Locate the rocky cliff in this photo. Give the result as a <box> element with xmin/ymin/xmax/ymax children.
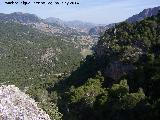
<box><xmin>0</xmin><ymin>85</ymin><xmax>51</xmax><ymax>120</ymax></box>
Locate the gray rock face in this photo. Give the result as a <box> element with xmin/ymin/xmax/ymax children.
<box><xmin>104</xmin><ymin>61</ymin><xmax>134</xmax><ymax>80</ymax></box>
<box><xmin>0</xmin><ymin>85</ymin><xmax>51</xmax><ymax>120</ymax></box>
<box><xmin>94</xmin><ymin>6</ymin><xmax>160</xmax><ymax>81</ymax></box>
<box><xmin>89</xmin><ymin>26</ymin><xmax>106</xmax><ymax>36</ymax></box>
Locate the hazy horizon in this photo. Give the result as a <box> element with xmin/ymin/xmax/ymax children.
<box><xmin>0</xmin><ymin>0</ymin><xmax>159</xmax><ymax>24</ymax></box>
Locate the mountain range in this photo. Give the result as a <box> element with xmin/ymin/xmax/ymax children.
<box><xmin>0</xmin><ymin>6</ymin><xmax>159</xmax><ymax>84</ymax></box>
<box><xmin>0</xmin><ymin>6</ymin><xmax>159</xmax><ymax>38</ymax></box>
<box><xmin>44</xmin><ymin>18</ymin><xmax>96</xmax><ymax>33</ymax></box>
<box><xmin>126</xmin><ymin>6</ymin><xmax>160</xmax><ymax>23</ymax></box>
<box><xmin>0</xmin><ymin>5</ymin><xmax>160</xmax><ymax>120</ymax></box>
<box><xmin>89</xmin><ymin>6</ymin><xmax>160</xmax><ymax>36</ymax></box>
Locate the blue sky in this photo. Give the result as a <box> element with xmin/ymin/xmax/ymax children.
<box><xmin>0</xmin><ymin>0</ymin><xmax>160</xmax><ymax>24</ymax></box>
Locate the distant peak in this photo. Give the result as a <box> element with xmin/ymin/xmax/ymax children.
<box><xmin>12</xmin><ymin>12</ymin><xmax>23</xmax><ymax>14</ymax></box>
<box><xmin>0</xmin><ymin>12</ymin><xmax>42</xmax><ymax>23</ymax></box>
<box><xmin>126</xmin><ymin>6</ymin><xmax>160</xmax><ymax>23</ymax></box>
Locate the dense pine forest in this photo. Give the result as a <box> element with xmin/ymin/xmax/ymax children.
<box><xmin>0</xmin><ymin>22</ymin><xmax>82</xmax><ymax>86</ymax></box>
<box><xmin>47</xmin><ymin>11</ymin><xmax>160</xmax><ymax>120</ymax></box>
<box><xmin>0</xmin><ymin>8</ymin><xmax>160</xmax><ymax>120</ymax></box>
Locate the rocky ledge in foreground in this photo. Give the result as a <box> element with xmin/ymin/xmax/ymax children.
<box><xmin>0</xmin><ymin>85</ymin><xmax>51</xmax><ymax>120</ymax></box>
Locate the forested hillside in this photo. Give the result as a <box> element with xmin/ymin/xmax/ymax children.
<box><xmin>50</xmin><ymin>11</ymin><xmax>160</xmax><ymax>120</ymax></box>
<box><xmin>0</xmin><ymin>7</ymin><xmax>160</xmax><ymax>120</ymax></box>
<box><xmin>0</xmin><ymin>21</ymin><xmax>82</xmax><ymax>87</ymax></box>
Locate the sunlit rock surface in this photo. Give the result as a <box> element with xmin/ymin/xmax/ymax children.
<box><xmin>0</xmin><ymin>85</ymin><xmax>51</xmax><ymax>120</ymax></box>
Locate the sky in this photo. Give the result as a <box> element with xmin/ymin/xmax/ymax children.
<box><xmin>0</xmin><ymin>0</ymin><xmax>160</xmax><ymax>24</ymax></box>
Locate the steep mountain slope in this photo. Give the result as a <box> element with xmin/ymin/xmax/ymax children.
<box><xmin>88</xmin><ymin>23</ymin><xmax>115</xmax><ymax>36</ymax></box>
<box><xmin>0</xmin><ymin>21</ymin><xmax>82</xmax><ymax>88</ymax></box>
<box><xmin>88</xmin><ymin>26</ymin><xmax>106</xmax><ymax>36</ymax></box>
<box><xmin>0</xmin><ymin>12</ymin><xmax>96</xmax><ymax>50</ymax></box>
<box><xmin>93</xmin><ymin>10</ymin><xmax>160</xmax><ymax>81</ymax></box>
<box><xmin>0</xmin><ymin>12</ymin><xmax>42</xmax><ymax>23</ymax></box>
<box><xmin>126</xmin><ymin>6</ymin><xmax>160</xmax><ymax>23</ymax></box>
<box><xmin>89</xmin><ymin>6</ymin><xmax>160</xmax><ymax>37</ymax></box>
<box><xmin>0</xmin><ymin>85</ymin><xmax>58</xmax><ymax>120</ymax></box>
<box><xmin>53</xmin><ymin>11</ymin><xmax>160</xmax><ymax>120</ymax></box>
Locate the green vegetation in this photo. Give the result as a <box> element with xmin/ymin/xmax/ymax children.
<box><xmin>0</xmin><ymin>22</ymin><xmax>82</xmax><ymax>87</ymax></box>
<box><xmin>0</xmin><ymin>11</ymin><xmax>160</xmax><ymax>120</ymax></box>
<box><xmin>0</xmin><ymin>21</ymin><xmax>82</xmax><ymax>119</ymax></box>
<box><xmin>48</xmin><ymin>12</ymin><xmax>160</xmax><ymax>120</ymax></box>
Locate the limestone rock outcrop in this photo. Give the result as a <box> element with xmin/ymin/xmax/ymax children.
<box><xmin>0</xmin><ymin>85</ymin><xmax>51</xmax><ymax>120</ymax></box>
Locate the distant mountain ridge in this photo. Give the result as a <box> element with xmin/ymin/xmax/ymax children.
<box><xmin>89</xmin><ymin>6</ymin><xmax>160</xmax><ymax>36</ymax></box>
<box><xmin>0</xmin><ymin>12</ymin><xmax>97</xmax><ymax>50</ymax></box>
<box><xmin>44</xmin><ymin>17</ymin><xmax>65</xmax><ymax>27</ymax></box>
<box><xmin>1</xmin><ymin>6</ymin><xmax>160</xmax><ymax>36</ymax></box>
<box><xmin>0</xmin><ymin>12</ymin><xmax>88</xmax><ymax>35</ymax></box>
<box><xmin>0</xmin><ymin>12</ymin><xmax>97</xmax><ymax>36</ymax></box>
<box><xmin>0</xmin><ymin>6</ymin><xmax>159</xmax><ymax>48</ymax></box>
<box><xmin>126</xmin><ymin>6</ymin><xmax>160</xmax><ymax>23</ymax></box>
<box><xmin>44</xmin><ymin>17</ymin><xmax>96</xmax><ymax>33</ymax></box>
<box><xmin>0</xmin><ymin>6</ymin><xmax>160</xmax><ymax>120</ymax></box>
<box><xmin>65</xmin><ymin>20</ymin><xmax>96</xmax><ymax>33</ymax></box>
<box><xmin>0</xmin><ymin>12</ymin><xmax>42</xmax><ymax>23</ymax></box>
